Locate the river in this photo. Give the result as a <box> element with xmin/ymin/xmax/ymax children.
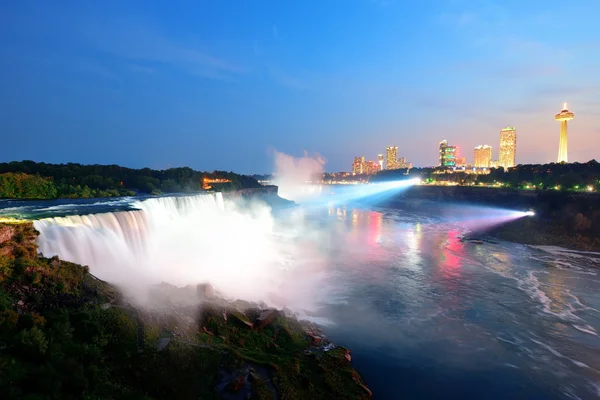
<box><xmin>2</xmin><ymin>193</ymin><xmax>599</xmax><ymax>399</ymax></box>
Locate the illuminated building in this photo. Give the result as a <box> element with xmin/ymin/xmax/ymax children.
<box><xmin>439</xmin><ymin>140</ymin><xmax>457</xmax><ymax>168</ymax></box>
<box><xmin>455</xmin><ymin>157</ymin><xmax>467</xmax><ymax>167</ymax></box>
<box><xmin>385</xmin><ymin>146</ymin><xmax>397</xmax><ymax>170</ymax></box>
<box><xmin>202</xmin><ymin>177</ymin><xmax>231</xmax><ymax>190</ymax></box>
<box><xmin>499</xmin><ymin>127</ymin><xmax>517</xmax><ymax>168</ymax></box>
<box><xmin>490</xmin><ymin>160</ymin><xmax>499</xmax><ymax>169</ymax></box>
<box><xmin>362</xmin><ymin>160</ymin><xmax>381</xmax><ymax>175</ymax></box>
<box><xmin>378</xmin><ymin>154</ymin><xmax>384</xmax><ymax>170</ymax></box>
<box><xmin>352</xmin><ymin>156</ymin><xmax>365</xmax><ymax>175</ymax></box>
<box><xmin>474</xmin><ymin>145</ymin><xmax>492</xmax><ymax>168</ymax></box>
<box><xmin>555</xmin><ymin>102</ymin><xmax>574</xmax><ymax>163</ymax></box>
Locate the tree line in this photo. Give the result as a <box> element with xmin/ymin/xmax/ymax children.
<box><xmin>0</xmin><ymin>161</ymin><xmax>261</xmax><ymax>199</ymax></box>
<box><xmin>371</xmin><ymin>160</ymin><xmax>600</xmax><ymax>191</ymax></box>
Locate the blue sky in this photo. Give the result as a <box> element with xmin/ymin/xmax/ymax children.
<box><xmin>1</xmin><ymin>0</ymin><xmax>599</xmax><ymax>173</ymax></box>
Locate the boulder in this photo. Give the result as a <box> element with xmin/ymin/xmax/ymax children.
<box><xmin>232</xmin><ymin>299</ymin><xmax>252</xmax><ymax>312</ymax></box>
<box><xmin>157</xmin><ymin>337</ymin><xmax>171</xmax><ymax>351</ymax></box>
<box><xmin>197</xmin><ymin>283</ymin><xmax>215</xmax><ymax>299</ymax></box>
<box><xmin>230</xmin><ymin>311</ymin><xmax>254</xmax><ymax>329</ymax></box>
<box><xmin>256</xmin><ymin>309</ymin><xmax>279</xmax><ymax>329</ymax></box>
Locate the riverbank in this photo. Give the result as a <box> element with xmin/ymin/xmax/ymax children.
<box><xmin>0</xmin><ymin>221</ymin><xmax>370</xmax><ymax>399</ymax></box>
<box><xmin>386</xmin><ymin>185</ymin><xmax>600</xmax><ymax>252</ymax></box>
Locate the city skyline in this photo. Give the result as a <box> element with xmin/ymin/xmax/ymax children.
<box><xmin>1</xmin><ymin>1</ymin><xmax>599</xmax><ymax>173</ymax></box>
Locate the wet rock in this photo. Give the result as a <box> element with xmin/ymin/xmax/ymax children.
<box><xmin>227</xmin><ymin>375</ymin><xmax>245</xmax><ymax>392</ymax></box>
<box><xmin>256</xmin><ymin>309</ymin><xmax>279</xmax><ymax>329</ymax></box>
<box><xmin>345</xmin><ymin>353</ymin><xmax>352</xmax><ymax>362</ymax></box>
<box><xmin>306</xmin><ymin>332</ymin><xmax>322</xmax><ymax>345</ymax></box>
<box><xmin>197</xmin><ymin>283</ymin><xmax>215</xmax><ymax>299</ymax></box>
<box><xmin>232</xmin><ymin>299</ymin><xmax>251</xmax><ymax>312</ymax></box>
<box><xmin>157</xmin><ymin>337</ymin><xmax>171</xmax><ymax>351</ymax></box>
<box><xmin>17</xmin><ymin>300</ymin><xmax>24</xmax><ymax>306</ymax></box>
<box><xmin>230</xmin><ymin>311</ymin><xmax>254</xmax><ymax>329</ymax></box>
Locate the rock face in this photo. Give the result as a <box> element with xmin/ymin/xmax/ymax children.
<box><xmin>256</xmin><ymin>309</ymin><xmax>279</xmax><ymax>329</ymax></box>
<box><xmin>0</xmin><ymin>224</ymin><xmax>16</xmax><ymax>244</ymax></box>
<box><xmin>197</xmin><ymin>283</ymin><xmax>215</xmax><ymax>299</ymax></box>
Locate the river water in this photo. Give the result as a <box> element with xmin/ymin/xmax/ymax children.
<box><xmin>2</xmin><ymin>194</ymin><xmax>599</xmax><ymax>399</ymax></box>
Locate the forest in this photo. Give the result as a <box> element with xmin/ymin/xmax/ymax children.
<box><xmin>0</xmin><ymin>161</ymin><xmax>261</xmax><ymax>199</ymax></box>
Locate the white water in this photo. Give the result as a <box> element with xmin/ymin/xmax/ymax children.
<box><xmin>34</xmin><ymin>193</ymin><xmax>329</xmax><ymax>309</ymax></box>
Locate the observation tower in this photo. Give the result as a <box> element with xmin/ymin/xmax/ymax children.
<box><xmin>555</xmin><ymin>102</ymin><xmax>574</xmax><ymax>163</ymax></box>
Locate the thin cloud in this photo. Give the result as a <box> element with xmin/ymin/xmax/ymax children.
<box><xmin>268</xmin><ymin>66</ymin><xmax>310</xmax><ymax>90</ymax></box>
<box><xmin>83</xmin><ymin>19</ymin><xmax>243</xmax><ymax>79</ymax></box>
<box><xmin>370</xmin><ymin>0</ymin><xmax>395</xmax><ymax>7</ymax></box>
<box><xmin>126</xmin><ymin>64</ymin><xmax>156</xmax><ymax>74</ymax></box>
<box><xmin>74</xmin><ymin>60</ymin><xmax>118</xmax><ymax>80</ymax></box>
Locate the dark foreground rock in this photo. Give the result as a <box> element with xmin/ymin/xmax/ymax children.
<box><xmin>0</xmin><ymin>222</ymin><xmax>371</xmax><ymax>400</ymax></box>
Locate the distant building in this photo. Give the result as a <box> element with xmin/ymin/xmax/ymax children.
<box><xmin>396</xmin><ymin>156</ymin><xmax>412</xmax><ymax>169</ymax></box>
<box><xmin>385</xmin><ymin>146</ymin><xmax>398</xmax><ymax>170</ymax></box>
<box><xmin>363</xmin><ymin>161</ymin><xmax>381</xmax><ymax>175</ymax></box>
<box><xmin>455</xmin><ymin>157</ymin><xmax>467</xmax><ymax>167</ymax></box>
<box><xmin>499</xmin><ymin>127</ymin><xmax>517</xmax><ymax>168</ymax></box>
<box><xmin>474</xmin><ymin>145</ymin><xmax>492</xmax><ymax>168</ymax></box>
<box><xmin>352</xmin><ymin>156</ymin><xmax>365</xmax><ymax>175</ymax></box>
<box><xmin>439</xmin><ymin>140</ymin><xmax>457</xmax><ymax>168</ymax></box>
<box><xmin>555</xmin><ymin>102</ymin><xmax>574</xmax><ymax>163</ymax></box>
<box><xmin>378</xmin><ymin>154</ymin><xmax>384</xmax><ymax>170</ymax></box>
<box><xmin>489</xmin><ymin>159</ymin><xmax>500</xmax><ymax>169</ymax></box>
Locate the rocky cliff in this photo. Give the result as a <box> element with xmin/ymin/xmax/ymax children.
<box><xmin>0</xmin><ymin>221</ymin><xmax>369</xmax><ymax>399</ymax></box>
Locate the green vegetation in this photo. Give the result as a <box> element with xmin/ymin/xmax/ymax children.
<box><xmin>0</xmin><ymin>161</ymin><xmax>262</xmax><ymax>199</ymax></box>
<box><xmin>0</xmin><ymin>222</ymin><xmax>370</xmax><ymax>399</ymax></box>
<box><xmin>372</xmin><ymin>160</ymin><xmax>600</xmax><ymax>192</ymax></box>
<box><xmin>0</xmin><ymin>173</ymin><xmax>58</xmax><ymax>199</ymax></box>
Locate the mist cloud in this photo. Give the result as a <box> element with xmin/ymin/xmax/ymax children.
<box><xmin>272</xmin><ymin>150</ymin><xmax>326</xmax><ymax>202</ymax></box>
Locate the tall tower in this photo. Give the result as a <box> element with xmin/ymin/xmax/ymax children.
<box><xmin>385</xmin><ymin>146</ymin><xmax>397</xmax><ymax>170</ymax></box>
<box><xmin>499</xmin><ymin>127</ymin><xmax>517</xmax><ymax>169</ymax></box>
<box><xmin>555</xmin><ymin>102</ymin><xmax>574</xmax><ymax>163</ymax></box>
<box><xmin>377</xmin><ymin>154</ymin><xmax>384</xmax><ymax>170</ymax></box>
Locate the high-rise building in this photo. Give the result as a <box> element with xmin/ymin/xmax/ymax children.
<box><xmin>439</xmin><ymin>140</ymin><xmax>457</xmax><ymax>168</ymax></box>
<box><xmin>396</xmin><ymin>157</ymin><xmax>412</xmax><ymax>169</ymax></box>
<box><xmin>363</xmin><ymin>161</ymin><xmax>381</xmax><ymax>175</ymax></box>
<box><xmin>385</xmin><ymin>146</ymin><xmax>397</xmax><ymax>170</ymax></box>
<box><xmin>352</xmin><ymin>156</ymin><xmax>364</xmax><ymax>175</ymax></box>
<box><xmin>455</xmin><ymin>157</ymin><xmax>467</xmax><ymax>167</ymax></box>
<box><xmin>555</xmin><ymin>102</ymin><xmax>574</xmax><ymax>163</ymax></box>
<box><xmin>377</xmin><ymin>154</ymin><xmax>384</xmax><ymax>170</ymax></box>
<box><xmin>474</xmin><ymin>145</ymin><xmax>492</xmax><ymax>168</ymax></box>
<box><xmin>499</xmin><ymin>127</ymin><xmax>517</xmax><ymax>169</ymax></box>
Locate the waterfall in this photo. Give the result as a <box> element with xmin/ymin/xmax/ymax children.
<box><xmin>32</xmin><ymin>193</ymin><xmax>328</xmax><ymax>308</ymax></box>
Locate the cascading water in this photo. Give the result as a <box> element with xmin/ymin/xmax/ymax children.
<box><xmin>34</xmin><ymin>193</ymin><xmax>329</xmax><ymax>309</ymax></box>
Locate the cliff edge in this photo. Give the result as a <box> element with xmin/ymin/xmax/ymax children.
<box><xmin>0</xmin><ymin>222</ymin><xmax>370</xmax><ymax>399</ymax></box>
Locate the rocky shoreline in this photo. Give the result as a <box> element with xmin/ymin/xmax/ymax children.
<box><xmin>0</xmin><ymin>221</ymin><xmax>371</xmax><ymax>399</ymax></box>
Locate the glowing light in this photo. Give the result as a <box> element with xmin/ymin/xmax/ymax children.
<box><xmin>524</xmin><ymin>211</ymin><xmax>535</xmax><ymax>216</ymax></box>
<box><xmin>587</xmin><ymin>186</ymin><xmax>594</xmax><ymax>192</ymax></box>
<box><xmin>300</xmin><ymin>178</ymin><xmax>419</xmax><ymax>208</ymax></box>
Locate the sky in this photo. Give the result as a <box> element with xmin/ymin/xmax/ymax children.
<box><xmin>1</xmin><ymin>0</ymin><xmax>599</xmax><ymax>173</ymax></box>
